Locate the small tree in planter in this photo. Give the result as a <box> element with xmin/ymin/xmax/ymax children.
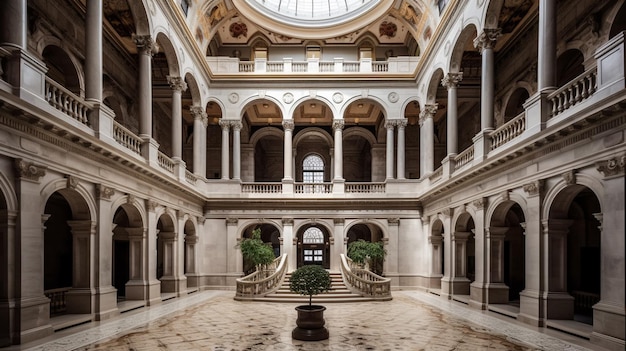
<box><xmin>239</xmin><ymin>228</ymin><xmax>275</xmax><ymax>275</ymax></box>
<box><xmin>289</xmin><ymin>265</ymin><xmax>332</xmax><ymax>341</ymax></box>
<box><xmin>347</xmin><ymin>239</ymin><xmax>387</xmax><ymax>275</ymax></box>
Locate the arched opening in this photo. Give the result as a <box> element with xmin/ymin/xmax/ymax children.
<box><xmin>183</xmin><ymin>220</ymin><xmax>198</xmax><ymax>290</ymax></box>
<box><xmin>346</xmin><ymin>223</ymin><xmax>385</xmax><ymax>275</ymax></box>
<box><xmin>242</xmin><ymin>224</ymin><xmax>281</xmax><ymax>275</ymax></box>
<box><xmin>609</xmin><ymin>3</ymin><xmax>626</xmax><ymax>39</ymax></box>
<box><xmin>547</xmin><ymin>186</ymin><xmax>601</xmax><ymax>325</ymax></box>
<box><xmin>302</xmin><ymin>154</ymin><xmax>325</xmax><ymax>192</ymax></box>
<box><xmin>254</xmin><ymin>132</ymin><xmax>284</xmax><ymax>182</ymax></box>
<box><xmin>296</xmin><ymin>224</ymin><xmax>330</xmax><ymax>269</ymax></box>
<box><xmin>206</xmin><ymin>102</ymin><xmax>223</xmax><ymax>179</ymax></box>
<box><xmin>44</xmin><ymin>192</ymin><xmax>73</xmax><ymax>317</ymax></box>
<box><xmin>156</xmin><ymin>215</ymin><xmax>176</xmax><ymax>294</ymax></box>
<box><xmin>430</xmin><ymin>219</ymin><xmax>444</xmax><ymax>291</ymax></box>
<box><xmin>556</xmin><ymin>49</ymin><xmax>584</xmax><ymax>87</ymax></box>
<box><xmin>112</xmin><ymin>206</ymin><xmax>138</xmax><ymax>301</ymax></box>
<box><xmin>504</xmin><ymin>88</ymin><xmax>529</xmax><ymax>123</ymax></box>
<box><xmin>343</xmin><ymin>131</ymin><xmax>372</xmax><ymax>182</ymax></box>
<box><xmin>404</xmin><ymin>100</ymin><xmax>421</xmax><ymax>179</ymax></box>
<box><xmin>42</xmin><ymin>45</ymin><xmax>81</xmax><ymax>96</ymax></box>
<box><xmin>453</xmin><ymin>213</ymin><xmax>476</xmax><ymax>297</ymax></box>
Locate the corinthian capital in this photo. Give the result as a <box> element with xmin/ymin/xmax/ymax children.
<box><xmin>167</xmin><ymin>76</ymin><xmax>188</xmax><ymax>92</ymax></box>
<box><xmin>419</xmin><ymin>104</ymin><xmax>438</xmax><ymax>126</ymax></box>
<box><xmin>282</xmin><ymin>119</ymin><xmax>295</xmax><ymax>131</ymax></box>
<box><xmin>332</xmin><ymin>119</ymin><xmax>345</xmax><ymax>130</ymax></box>
<box><xmin>189</xmin><ymin>106</ymin><xmax>207</xmax><ymax>123</ymax></box>
<box><xmin>132</xmin><ymin>34</ymin><xmax>156</xmax><ymax>55</ymax></box>
<box><xmin>441</xmin><ymin>72</ymin><xmax>463</xmax><ymax>89</ymax></box>
<box><xmin>473</xmin><ymin>28</ymin><xmax>502</xmax><ymax>52</ymax></box>
<box><xmin>14</xmin><ymin>159</ymin><xmax>46</xmax><ymax>182</ymax></box>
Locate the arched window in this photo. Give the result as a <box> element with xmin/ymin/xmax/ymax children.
<box><xmin>303</xmin><ymin>154</ymin><xmax>324</xmax><ymax>183</ymax></box>
<box><xmin>303</xmin><ymin>227</ymin><xmax>324</xmax><ymax>244</ymax></box>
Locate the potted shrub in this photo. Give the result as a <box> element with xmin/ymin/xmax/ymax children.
<box><xmin>238</xmin><ymin>228</ymin><xmax>275</xmax><ymax>275</ymax></box>
<box><xmin>347</xmin><ymin>239</ymin><xmax>387</xmax><ymax>275</ymax></box>
<box><xmin>289</xmin><ymin>265</ymin><xmax>332</xmax><ymax>341</ymax></box>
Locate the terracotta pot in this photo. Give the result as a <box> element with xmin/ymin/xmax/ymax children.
<box><xmin>292</xmin><ymin>305</ymin><xmax>329</xmax><ymax>341</ymax></box>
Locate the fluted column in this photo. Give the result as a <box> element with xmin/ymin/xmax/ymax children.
<box><xmin>85</xmin><ymin>0</ymin><xmax>102</xmax><ymax>102</ymax></box>
<box><xmin>538</xmin><ymin>0</ymin><xmax>557</xmax><ymax>91</ymax></box>
<box><xmin>190</xmin><ymin>106</ymin><xmax>207</xmax><ymax>176</ymax></box>
<box><xmin>232</xmin><ymin>121</ymin><xmax>242</xmax><ymax>180</ymax></box>
<box><xmin>474</xmin><ymin>29</ymin><xmax>501</xmax><ymax>131</ymax></box>
<box><xmin>396</xmin><ymin>120</ymin><xmax>407</xmax><ymax>179</ymax></box>
<box><xmin>133</xmin><ymin>35</ymin><xmax>155</xmax><ymax>139</ymax></box>
<box><xmin>385</xmin><ymin>120</ymin><xmax>395</xmax><ymax>179</ymax></box>
<box><xmin>442</xmin><ymin>73</ymin><xmax>463</xmax><ymax>155</ymax></box>
<box><xmin>168</xmin><ymin>76</ymin><xmax>187</xmax><ymax>161</ymax></box>
<box><xmin>419</xmin><ymin>104</ymin><xmax>437</xmax><ymax>176</ymax></box>
<box><xmin>333</xmin><ymin>119</ymin><xmax>345</xmax><ymax>180</ymax></box>
<box><xmin>219</xmin><ymin>120</ymin><xmax>230</xmax><ymax>179</ymax></box>
<box><xmin>282</xmin><ymin>120</ymin><xmax>294</xmax><ymax>181</ymax></box>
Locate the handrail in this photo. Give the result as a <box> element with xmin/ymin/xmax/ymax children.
<box><xmin>490</xmin><ymin>111</ymin><xmax>526</xmax><ymax>151</ymax></box>
<box><xmin>44</xmin><ymin>77</ymin><xmax>91</xmax><ymax>126</ymax></box>
<box><xmin>339</xmin><ymin>254</ymin><xmax>392</xmax><ymax>300</ymax></box>
<box><xmin>547</xmin><ymin>67</ymin><xmax>597</xmax><ymax>118</ymax></box>
<box><xmin>234</xmin><ymin>254</ymin><xmax>288</xmax><ymax>300</ymax></box>
<box><xmin>113</xmin><ymin>121</ymin><xmax>142</xmax><ymax>155</ymax></box>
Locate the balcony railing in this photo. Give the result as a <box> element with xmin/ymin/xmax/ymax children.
<box><xmin>548</xmin><ymin>67</ymin><xmax>597</xmax><ymax>118</ymax></box>
<box><xmin>490</xmin><ymin>112</ymin><xmax>526</xmax><ymax>151</ymax></box>
<box><xmin>44</xmin><ymin>287</ymin><xmax>70</xmax><ymax>316</ymax></box>
<box><xmin>45</xmin><ymin>77</ymin><xmax>90</xmax><ymax>126</ymax></box>
<box><xmin>242</xmin><ymin>183</ymin><xmax>283</xmax><ymax>193</ymax></box>
<box><xmin>295</xmin><ymin>183</ymin><xmax>333</xmax><ymax>194</ymax></box>
<box><xmin>113</xmin><ymin>121</ymin><xmax>142</xmax><ymax>156</ymax></box>
<box><xmin>345</xmin><ymin>183</ymin><xmax>386</xmax><ymax>193</ymax></box>
<box><xmin>454</xmin><ymin>145</ymin><xmax>474</xmax><ymax>171</ymax></box>
<box><xmin>157</xmin><ymin>151</ymin><xmax>175</xmax><ymax>174</ymax></box>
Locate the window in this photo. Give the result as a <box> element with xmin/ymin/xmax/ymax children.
<box><xmin>303</xmin><ymin>154</ymin><xmax>324</xmax><ymax>183</ymax></box>
<box><xmin>303</xmin><ymin>227</ymin><xmax>324</xmax><ymax>244</ymax></box>
<box><xmin>306</xmin><ymin>46</ymin><xmax>321</xmax><ymax>59</ymax></box>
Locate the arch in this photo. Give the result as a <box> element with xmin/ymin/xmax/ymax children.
<box><xmin>237</xmin><ymin>219</ymin><xmax>283</xmax><ymax>240</ymax></box>
<box><xmin>342</xmin><ymin>127</ymin><xmax>377</xmax><ymax>146</ymax></box>
<box><xmin>543</xmin><ymin>173</ymin><xmax>605</xmax><ymax>219</ymax></box>
<box><xmin>239</xmin><ymin>95</ymin><xmax>285</xmax><ymax>121</ymax></box>
<box><xmin>448</xmin><ymin>24</ymin><xmax>479</xmax><ymax>73</ymax></box>
<box><xmin>154</xmin><ymin>31</ymin><xmax>181</xmax><ymax>76</ymax></box>
<box><xmin>502</xmin><ymin>86</ymin><xmax>531</xmax><ymax>122</ymax></box>
<box><xmin>183</xmin><ymin>72</ymin><xmax>202</xmax><ymax>106</ymax></box>
<box><xmin>128</xmin><ymin>0</ymin><xmax>152</xmax><ymax>35</ymax></box>
<box><xmin>289</xmin><ymin>96</ymin><xmax>337</xmax><ymax>121</ymax></box>
<box><xmin>40</xmin><ymin>43</ymin><xmax>84</xmax><ymax>96</ymax></box>
<box><xmin>292</xmin><ymin>127</ymin><xmax>333</xmax><ymax>148</ymax></box>
<box><xmin>0</xmin><ymin>172</ymin><xmax>18</xmax><ymax>212</ymax></box>
<box><xmin>249</xmin><ymin>126</ymin><xmax>284</xmax><ymax>147</ymax></box>
<box><xmin>339</xmin><ymin>96</ymin><xmax>388</xmax><ymax>121</ymax></box>
<box><xmin>608</xmin><ymin>0</ymin><xmax>626</xmax><ymax>39</ymax></box>
<box><xmin>294</xmin><ymin>220</ymin><xmax>333</xmax><ymax>269</ymax></box>
<box><xmin>40</xmin><ymin>179</ymin><xmax>95</xmax><ymax>221</ymax></box>
<box><xmin>110</xmin><ymin>195</ymin><xmax>147</xmax><ymax>229</ymax></box>
<box><xmin>556</xmin><ymin>49</ymin><xmax>584</xmax><ymax>87</ymax></box>
<box><xmin>425</xmin><ymin>68</ymin><xmax>445</xmax><ymax>103</ymax></box>
<box><xmin>345</xmin><ymin>219</ymin><xmax>388</xmax><ymax>241</ymax></box>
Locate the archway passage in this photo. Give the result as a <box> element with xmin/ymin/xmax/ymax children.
<box><xmin>346</xmin><ymin>223</ymin><xmax>384</xmax><ymax>275</ymax></box>
<box><xmin>242</xmin><ymin>223</ymin><xmax>281</xmax><ymax>275</ymax></box>
<box><xmin>296</xmin><ymin>224</ymin><xmax>330</xmax><ymax>269</ymax></box>
<box><xmin>112</xmin><ymin>205</ymin><xmax>143</xmax><ymax>301</ymax></box>
<box><xmin>44</xmin><ymin>192</ymin><xmax>73</xmax><ymax>316</ymax></box>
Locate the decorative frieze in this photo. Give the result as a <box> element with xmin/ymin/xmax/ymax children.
<box><xmin>96</xmin><ymin>184</ymin><xmax>114</xmax><ymax>200</ymax></box>
<box><xmin>14</xmin><ymin>159</ymin><xmax>46</xmax><ymax>182</ymax></box>
<box><xmin>596</xmin><ymin>154</ymin><xmax>625</xmax><ymax>178</ymax></box>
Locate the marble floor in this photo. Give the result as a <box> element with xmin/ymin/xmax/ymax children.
<box><xmin>9</xmin><ymin>291</ymin><xmax>606</xmax><ymax>351</ymax></box>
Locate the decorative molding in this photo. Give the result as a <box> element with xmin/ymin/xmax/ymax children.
<box><xmin>333</xmin><ymin>218</ymin><xmax>344</xmax><ymax>225</ymax></box>
<box><xmin>226</xmin><ymin>218</ymin><xmax>238</xmax><ymax>226</ymax></box>
<box><xmin>65</xmin><ymin>175</ymin><xmax>78</xmax><ymax>189</ymax></box>
<box><xmin>96</xmin><ymin>184</ymin><xmax>114</xmax><ymax>200</ymax></box>
<box><xmin>561</xmin><ymin>170</ymin><xmax>576</xmax><ymax>185</ymax></box>
<box><xmin>473</xmin><ymin>28</ymin><xmax>502</xmax><ymax>52</ymax></box>
<box><xmin>146</xmin><ymin>199</ymin><xmax>158</xmax><ymax>211</ymax></box>
<box><xmin>441</xmin><ymin>208</ymin><xmax>453</xmax><ymax>217</ymax></box>
<box><xmin>418</xmin><ymin>104</ymin><xmax>437</xmax><ymax>126</ymax></box>
<box><xmin>14</xmin><ymin>159</ymin><xmax>46</xmax><ymax>182</ymax></box>
<box><xmin>218</xmin><ymin>119</ymin><xmax>231</xmax><ymax>130</ymax></box>
<box><xmin>332</xmin><ymin>92</ymin><xmax>343</xmax><ymax>103</ymax></box>
<box><xmin>384</xmin><ymin>120</ymin><xmax>396</xmax><ymax>129</ymax></box>
<box><xmin>282</xmin><ymin>217</ymin><xmax>293</xmax><ymax>225</ymax></box>
<box><xmin>332</xmin><ymin>119</ymin><xmax>345</xmax><ymax>130</ymax></box>
<box><xmin>283</xmin><ymin>92</ymin><xmax>294</xmax><ymax>104</ymax></box>
<box><xmin>282</xmin><ymin>120</ymin><xmax>294</xmax><ymax>131</ymax></box>
<box><xmin>596</xmin><ymin>154</ymin><xmax>625</xmax><ymax>178</ymax></box>
<box><xmin>230</xmin><ymin>120</ymin><xmax>243</xmax><ymax>131</ymax></box>
<box><xmin>472</xmin><ymin>198</ymin><xmax>487</xmax><ymax>210</ymax></box>
<box><xmin>500</xmin><ymin>190</ymin><xmax>510</xmax><ymax>201</ymax></box>
<box><xmin>388</xmin><ymin>92</ymin><xmax>399</xmax><ymax>103</ymax></box>
<box><xmin>127</xmin><ymin>194</ymin><xmax>136</xmax><ymax>205</ymax></box>
<box><xmin>523</xmin><ymin>179</ymin><xmax>544</xmax><ymax>197</ymax></box>
<box><xmin>388</xmin><ymin>218</ymin><xmax>400</xmax><ymax>225</ymax></box>
<box><xmin>132</xmin><ymin>35</ymin><xmax>156</xmax><ymax>56</ymax></box>
<box><xmin>228</xmin><ymin>92</ymin><xmax>239</xmax><ymax>104</ymax></box>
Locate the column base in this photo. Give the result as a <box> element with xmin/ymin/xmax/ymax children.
<box><xmin>95</xmin><ymin>286</ymin><xmax>119</xmax><ymax>321</ymax></box>
<box><xmin>427</xmin><ymin>274</ymin><xmax>443</xmax><ymax>290</ymax></box>
<box><xmin>15</xmin><ymin>296</ymin><xmax>53</xmax><ymax>345</ymax></box>
<box><xmin>590</xmin><ymin>301</ymin><xmax>626</xmax><ymax>350</ymax></box>
<box><xmin>469</xmin><ymin>282</ymin><xmax>487</xmax><ymax>309</ymax></box>
<box><xmin>485</xmin><ymin>282</ymin><xmax>509</xmax><ymax>304</ymax></box>
<box><xmin>125</xmin><ymin>279</ymin><xmax>161</xmax><ymax>306</ymax></box>
<box><xmin>518</xmin><ymin>289</ymin><xmax>544</xmax><ymax>326</ymax></box>
<box><xmin>66</xmin><ymin>288</ymin><xmax>95</xmax><ymax>314</ymax></box>
<box><xmin>543</xmin><ymin>291</ymin><xmax>574</xmax><ymax>320</ymax></box>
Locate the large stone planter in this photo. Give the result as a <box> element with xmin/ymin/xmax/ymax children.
<box><xmin>292</xmin><ymin>305</ymin><xmax>329</xmax><ymax>341</ymax></box>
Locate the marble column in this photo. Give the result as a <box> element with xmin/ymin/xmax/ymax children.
<box><xmin>282</xmin><ymin>218</ymin><xmax>295</xmax><ymax>271</ymax></box>
<box><xmin>396</xmin><ymin>120</ymin><xmax>407</xmax><ymax>180</ymax></box>
<box><xmin>442</xmin><ymin>73</ymin><xmax>463</xmax><ymax>155</ymax></box>
<box><xmin>190</xmin><ymin>106</ymin><xmax>207</xmax><ymax>177</ymax></box>
<box><xmin>282</xmin><ymin>120</ymin><xmax>294</xmax><ymax>181</ymax></box>
<box><xmin>331</xmin><ymin>218</ymin><xmax>345</xmax><ymax>272</ymax></box>
<box><xmin>66</xmin><ymin>220</ymin><xmax>96</xmax><ymax>314</ymax></box>
<box><xmin>93</xmin><ymin>185</ymin><xmax>117</xmax><ymax>321</ymax></box>
<box><xmin>133</xmin><ymin>35</ymin><xmax>155</xmax><ymax>139</ymax></box>
<box><xmin>474</xmin><ymin>29</ymin><xmax>501</xmax><ymax>131</ymax></box>
<box><xmin>333</xmin><ymin>119</ymin><xmax>345</xmax><ymax>180</ymax></box>
<box><xmin>0</xmin><ymin>0</ymin><xmax>27</xmax><ymax>48</ymax></box>
<box><xmin>469</xmin><ymin>198</ymin><xmax>488</xmax><ymax>310</ymax></box>
<box><xmin>167</xmin><ymin>76</ymin><xmax>187</xmax><ymax>161</ymax></box>
<box><xmin>538</xmin><ymin>0</ymin><xmax>557</xmax><ymax>91</ymax></box>
<box><xmin>219</xmin><ymin>120</ymin><xmax>230</xmax><ymax>180</ymax></box>
<box><xmin>419</xmin><ymin>104</ymin><xmax>437</xmax><ymax>176</ymax></box>
<box><xmin>85</xmin><ymin>0</ymin><xmax>102</xmax><ymax>102</ymax></box>
<box><xmin>385</xmin><ymin>120</ymin><xmax>395</xmax><ymax>179</ymax></box>
<box><xmin>232</xmin><ymin>121</ymin><xmax>242</xmax><ymax>180</ymax></box>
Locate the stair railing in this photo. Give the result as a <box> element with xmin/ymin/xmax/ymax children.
<box><xmin>235</xmin><ymin>254</ymin><xmax>288</xmax><ymax>300</ymax></box>
<box><xmin>340</xmin><ymin>254</ymin><xmax>392</xmax><ymax>300</ymax></box>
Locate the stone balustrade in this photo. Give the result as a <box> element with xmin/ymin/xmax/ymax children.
<box><xmin>234</xmin><ymin>254</ymin><xmax>288</xmax><ymax>300</ymax></box>
<box><xmin>340</xmin><ymin>254</ymin><xmax>392</xmax><ymax>300</ymax></box>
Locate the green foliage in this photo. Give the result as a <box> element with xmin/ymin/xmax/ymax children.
<box><xmin>347</xmin><ymin>239</ymin><xmax>387</xmax><ymax>275</ymax></box>
<box><xmin>289</xmin><ymin>265</ymin><xmax>332</xmax><ymax>307</ymax></box>
<box><xmin>239</xmin><ymin>228</ymin><xmax>275</xmax><ymax>272</ymax></box>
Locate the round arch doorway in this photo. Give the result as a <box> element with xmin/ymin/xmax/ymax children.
<box><xmin>296</xmin><ymin>225</ymin><xmax>330</xmax><ymax>269</ymax></box>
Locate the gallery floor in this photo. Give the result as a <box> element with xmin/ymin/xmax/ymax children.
<box><xmin>8</xmin><ymin>290</ymin><xmax>604</xmax><ymax>351</ymax></box>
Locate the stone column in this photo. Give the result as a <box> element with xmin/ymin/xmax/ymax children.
<box><xmin>167</xmin><ymin>76</ymin><xmax>187</xmax><ymax>161</ymax></box>
<box><xmin>473</xmin><ymin>29</ymin><xmax>501</xmax><ymax>131</ymax></box>
<box><xmin>451</xmin><ymin>231</ymin><xmax>471</xmax><ymax>296</ymax></box>
<box><xmin>282</xmin><ymin>120</ymin><xmax>294</xmax><ymax>181</ymax></box>
<box><xmin>0</xmin><ymin>209</ymin><xmax>17</xmax><ymax>346</ymax></box>
<box><xmin>123</xmin><ymin>227</ymin><xmax>146</xmax><ymax>301</ymax></box>
<box><xmin>385</xmin><ymin>120</ymin><xmax>395</xmax><ymax>179</ymax></box>
<box><xmin>158</xmin><ymin>231</ymin><xmax>178</xmax><ymax>294</ymax></box>
<box><xmin>184</xmin><ymin>232</ymin><xmax>199</xmax><ymax>288</ymax></box>
<box><xmin>428</xmin><ymin>234</ymin><xmax>443</xmax><ymax>289</ymax></box>
<box><xmin>219</xmin><ymin>120</ymin><xmax>230</xmax><ymax>179</ymax></box>
<box><xmin>0</xmin><ymin>0</ymin><xmax>27</xmax><ymax>48</ymax></box>
<box><xmin>133</xmin><ymin>35</ymin><xmax>155</xmax><ymax>139</ymax></box>
<box><xmin>66</xmin><ymin>220</ymin><xmax>96</xmax><ymax>314</ymax></box>
<box><xmin>93</xmin><ymin>185</ymin><xmax>117</xmax><ymax>320</ymax></box>
<box><xmin>538</xmin><ymin>0</ymin><xmax>557</xmax><ymax>91</ymax></box>
<box><xmin>190</xmin><ymin>106</ymin><xmax>207</xmax><ymax>177</ymax></box>
<box><xmin>232</xmin><ymin>121</ymin><xmax>242</xmax><ymax>180</ymax></box>
<box><xmin>442</xmin><ymin>73</ymin><xmax>463</xmax><ymax>155</ymax></box>
<box><xmin>386</xmin><ymin>218</ymin><xmax>400</xmax><ymax>287</ymax></box>
<box><xmin>542</xmin><ymin>219</ymin><xmax>574</xmax><ymax>320</ymax></box>
<box><xmin>486</xmin><ymin>226</ymin><xmax>509</xmax><ymax>304</ymax></box>
<box><xmin>282</xmin><ymin>218</ymin><xmax>295</xmax><ymax>271</ymax></box>
<box><xmin>331</xmin><ymin>218</ymin><xmax>345</xmax><ymax>272</ymax></box>
<box><xmin>85</xmin><ymin>0</ymin><xmax>102</xmax><ymax>103</ymax></box>
<box><xmin>144</xmin><ymin>200</ymin><xmax>161</xmax><ymax>306</ymax></box>
<box><xmin>226</xmin><ymin>218</ymin><xmax>240</xmax><ymax>286</ymax></box>
<box><xmin>396</xmin><ymin>120</ymin><xmax>407</xmax><ymax>180</ymax></box>
<box><xmin>469</xmin><ymin>198</ymin><xmax>488</xmax><ymax>310</ymax></box>
<box><xmin>333</xmin><ymin>119</ymin><xmax>345</xmax><ymax>180</ymax></box>
<box><xmin>440</xmin><ymin>209</ymin><xmax>454</xmax><ymax>298</ymax></box>
<box><xmin>12</xmin><ymin>160</ymin><xmax>52</xmax><ymax>343</ymax></box>
<box><xmin>593</xmin><ymin>156</ymin><xmax>626</xmax><ymax>348</ymax></box>
<box><xmin>419</xmin><ymin>104</ymin><xmax>437</xmax><ymax>176</ymax></box>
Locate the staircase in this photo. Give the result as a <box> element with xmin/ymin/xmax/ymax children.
<box><xmin>254</xmin><ymin>272</ymin><xmax>376</xmax><ymax>303</ymax></box>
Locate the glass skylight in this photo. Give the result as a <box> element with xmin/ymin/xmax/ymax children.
<box><xmin>245</xmin><ymin>0</ymin><xmax>380</xmax><ymax>27</ymax></box>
